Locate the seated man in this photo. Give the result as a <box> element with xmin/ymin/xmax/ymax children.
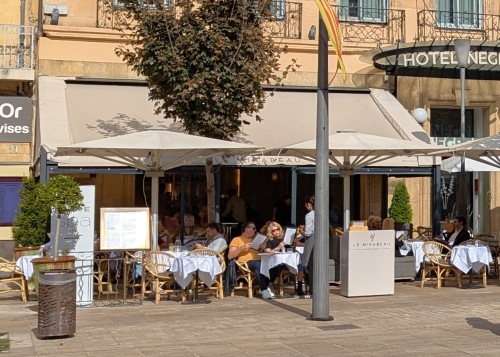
<box><xmin>194</xmin><ymin>222</ymin><xmax>227</xmax><ymax>253</ymax></box>
<box><xmin>228</xmin><ymin>221</ymin><xmax>273</xmax><ymax>299</ymax></box>
<box><xmin>445</xmin><ymin>215</ymin><xmax>471</xmax><ymax>247</ymax></box>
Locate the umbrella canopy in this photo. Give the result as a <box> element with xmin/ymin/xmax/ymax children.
<box><xmin>55</xmin><ymin>128</ymin><xmax>260</xmax><ymax>171</ymax></box>
<box><xmin>275</xmin><ymin>130</ymin><xmax>440</xmax><ymax>172</ymax></box>
<box><xmin>270</xmin><ymin>130</ymin><xmax>440</xmax><ymax>229</ymax></box>
<box><xmin>55</xmin><ymin>128</ymin><xmax>260</xmax><ymax>249</ymax></box>
<box><xmin>439</xmin><ymin>134</ymin><xmax>500</xmax><ymax>169</ymax></box>
<box><xmin>441</xmin><ymin>156</ymin><xmax>500</xmax><ymax>173</ymax></box>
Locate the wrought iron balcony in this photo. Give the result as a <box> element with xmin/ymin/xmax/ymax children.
<box><xmin>97</xmin><ymin>0</ymin><xmax>301</xmax><ymax>39</ymax></box>
<box><xmin>417</xmin><ymin>9</ymin><xmax>500</xmax><ymax>41</ymax></box>
<box><xmin>0</xmin><ymin>25</ymin><xmax>35</xmax><ymax>69</ymax></box>
<box><xmin>334</xmin><ymin>5</ymin><xmax>405</xmax><ymax>44</ymax></box>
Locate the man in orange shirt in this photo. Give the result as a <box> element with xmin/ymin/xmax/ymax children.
<box><xmin>228</xmin><ymin>221</ymin><xmax>273</xmax><ymax>299</ymax></box>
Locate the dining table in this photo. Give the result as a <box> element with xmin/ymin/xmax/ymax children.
<box><xmin>399</xmin><ymin>239</ymin><xmax>426</xmax><ymax>272</ymax></box>
<box><xmin>170</xmin><ymin>255</ymin><xmax>222</xmax><ymax>304</ymax></box>
<box><xmin>259</xmin><ymin>251</ymin><xmax>301</xmax><ymax>279</ymax></box>
<box><xmin>15</xmin><ymin>254</ymin><xmax>39</xmax><ymax>280</ymax></box>
<box><xmin>450</xmin><ymin>244</ymin><xmax>493</xmax><ymax>275</ymax></box>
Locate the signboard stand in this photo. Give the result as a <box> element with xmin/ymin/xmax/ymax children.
<box><xmin>340</xmin><ymin>230</ymin><xmax>394</xmax><ymax>297</ymax></box>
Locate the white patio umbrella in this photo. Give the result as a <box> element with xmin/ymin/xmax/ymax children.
<box><xmin>55</xmin><ymin>128</ymin><xmax>260</xmax><ymax>249</ymax></box>
<box><xmin>441</xmin><ymin>156</ymin><xmax>500</xmax><ymax>173</ymax></box>
<box><xmin>271</xmin><ymin>130</ymin><xmax>441</xmax><ymax>229</ymax></box>
<box><xmin>440</xmin><ymin>134</ymin><xmax>500</xmax><ymax>169</ymax></box>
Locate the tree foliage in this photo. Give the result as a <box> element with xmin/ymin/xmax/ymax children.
<box><xmin>12</xmin><ymin>178</ymin><xmax>51</xmax><ymax>247</ymax></box>
<box><xmin>115</xmin><ymin>0</ymin><xmax>296</xmax><ymax>140</ymax></box>
<box><xmin>388</xmin><ymin>181</ymin><xmax>413</xmax><ymax>223</ymax></box>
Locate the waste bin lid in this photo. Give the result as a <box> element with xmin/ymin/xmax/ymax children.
<box><xmin>39</xmin><ymin>269</ymin><xmax>76</xmax><ymax>285</ymax></box>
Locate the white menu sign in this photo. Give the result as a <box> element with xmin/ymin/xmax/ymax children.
<box><xmin>100</xmin><ymin>207</ymin><xmax>150</xmax><ymax>250</ymax></box>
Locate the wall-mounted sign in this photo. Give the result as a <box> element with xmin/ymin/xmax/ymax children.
<box><xmin>403</xmin><ymin>51</ymin><xmax>500</xmax><ymax>67</ymax></box>
<box><xmin>0</xmin><ymin>97</ymin><xmax>33</xmax><ymax>143</ymax></box>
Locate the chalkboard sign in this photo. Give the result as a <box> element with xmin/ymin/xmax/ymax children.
<box><xmin>0</xmin><ymin>178</ymin><xmax>22</xmax><ymax>226</ymax></box>
<box><xmin>100</xmin><ymin>207</ymin><xmax>150</xmax><ymax>250</ymax></box>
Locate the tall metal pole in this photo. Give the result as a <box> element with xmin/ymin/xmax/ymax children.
<box><xmin>459</xmin><ymin>65</ymin><xmax>466</xmax><ymax>219</ymax></box>
<box><xmin>454</xmin><ymin>39</ymin><xmax>470</xmax><ymax>223</ymax></box>
<box><xmin>310</xmin><ymin>16</ymin><xmax>332</xmax><ymax>321</ymax></box>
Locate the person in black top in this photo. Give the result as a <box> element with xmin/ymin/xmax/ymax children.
<box><xmin>445</xmin><ymin>215</ymin><xmax>471</xmax><ymax>247</ymax></box>
<box><xmin>272</xmin><ymin>194</ymin><xmax>292</xmax><ymax>226</ymax></box>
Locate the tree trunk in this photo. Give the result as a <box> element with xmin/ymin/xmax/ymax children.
<box><xmin>54</xmin><ymin>212</ymin><xmax>61</xmax><ymax>259</ymax></box>
<box><xmin>205</xmin><ymin>158</ymin><xmax>216</xmax><ymax>223</ymax></box>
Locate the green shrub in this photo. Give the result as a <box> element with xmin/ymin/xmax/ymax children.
<box><xmin>388</xmin><ymin>181</ymin><xmax>413</xmax><ymax>223</ymax></box>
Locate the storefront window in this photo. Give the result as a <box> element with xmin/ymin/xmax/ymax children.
<box><xmin>0</xmin><ymin>178</ymin><xmax>22</xmax><ymax>226</ymax></box>
<box><xmin>430</xmin><ymin>108</ymin><xmax>474</xmax><ymax>143</ymax></box>
<box><xmin>436</xmin><ymin>0</ymin><xmax>481</xmax><ymax>29</ymax></box>
<box><xmin>338</xmin><ymin>0</ymin><xmax>387</xmax><ymax>23</ymax></box>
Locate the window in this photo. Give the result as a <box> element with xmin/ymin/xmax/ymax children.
<box><xmin>430</xmin><ymin>108</ymin><xmax>474</xmax><ymax>140</ymax></box>
<box><xmin>436</xmin><ymin>0</ymin><xmax>481</xmax><ymax>29</ymax></box>
<box><xmin>112</xmin><ymin>0</ymin><xmax>173</xmax><ymax>10</ymax></box>
<box><xmin>338</xmin><ymin>0</ymin><xmax>387</xmax><ymax>23</ymax></box>
<box><xmin>269</xmin><ymin>0</ymin><xmax>286</xmax><ymax>20</ymax></box>
<box><xmin>0</xmin><ymin>178</ymin><xmax>22</xmax><ymax>226</ymax></box>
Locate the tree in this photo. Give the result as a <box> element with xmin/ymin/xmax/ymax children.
<box><xmin>12</xmin><ymin>178</ymin><xmax>51</xmax><ymax>247</ymax></box>
<box><xmin>388</xmin><ymin>181</ymin><xmax>413</xmax><ymax>223</ymax></box>
<box><xmin>114</xmin><ymin>0</ymin><xmax>296</xmax><ymax>221</ymax></box>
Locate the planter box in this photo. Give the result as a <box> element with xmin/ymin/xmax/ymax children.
<box><xmin>31</xmin><ymin>256</ymin><xmax>76</xmax><ymax>294</ymax></box>
<box><xmin>13</xmin><ymin>246</ymin><xmax>41</xmax><ymax>261</ymax></box>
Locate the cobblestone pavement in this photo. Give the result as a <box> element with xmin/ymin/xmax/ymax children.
<box><xmin>2</xmin><ymin>280</ymin><xmax>500</xmax><ymax>356</ymax></box>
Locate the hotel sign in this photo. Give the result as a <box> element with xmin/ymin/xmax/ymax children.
<box><xmin>402</xmin><ymin>51</ymin><xmax>500</xmax><ymax>67</ymax></box>
<box><xmin>0</xmin><ymin>97</ymin><xmax>33</xmax><ymax>143</ymax></box>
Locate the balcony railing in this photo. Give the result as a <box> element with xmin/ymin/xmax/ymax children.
<box><xmin>417</xmin><ymin>9</ymin><xmax>500</xmax><ymax>41</ymax></box>
<box><xmin>97</xmin><ymin>0</ymin><xmax>301</xmax><ymax>39</ymax></box>
<box><xmin>0</xmin><ymin>25</ymin><xmax>35</xmax><ymax>69</ymax></box>
<box><xmin>334</xmin><ymin>6</ymin><xmax>405</xmax><ymax>44</ymax></box>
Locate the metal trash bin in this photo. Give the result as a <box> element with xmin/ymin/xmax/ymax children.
<box><xmin>38</xmin><ymin>269</ymin><xmax>76</xmax><ymax>338</ymax></box>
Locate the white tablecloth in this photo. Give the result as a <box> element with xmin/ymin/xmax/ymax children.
<box><xmin>15</xmin><ymin>255</ymin><xmax>39</xmax><ymax>280</ymax></box>
<box><xmin>259</xmin><ymin>252</ymin><xmax>300</xmax><ymax>279</ymax></box>
<box><xmin>399</xmin><ymin>239</ymin><xmax>425</xmax><ymax>272</ymax></box>
<box><xmin>170</xmin><ymin>255</ymin><xmax>222</xmax><ymax>289</ymax></box>
<box><xmin>451</xmin><ymin>245</ymin><xmax>493</xmax><ymax>274</ymax></box>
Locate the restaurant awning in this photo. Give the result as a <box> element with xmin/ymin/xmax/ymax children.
<box><xmin>36</xmin><ymin>76</ymin><xmax>438</xmax><ymax>169</ymax></box>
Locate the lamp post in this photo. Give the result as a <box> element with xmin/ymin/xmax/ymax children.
<box><xmin>454</xmin><ymin>39</ymin><xmax>470</xmax><ymax>221</ymax></box>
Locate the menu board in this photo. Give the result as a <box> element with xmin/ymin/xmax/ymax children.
<box><xmin>100</xmin><ymin>207</ymin><xmax>150</xmax><ymax>250</ymax></box>
<box><xmin>0</xmin><ymin>178</ymin><xmax>22</xmax><ymax>226</ymax></box>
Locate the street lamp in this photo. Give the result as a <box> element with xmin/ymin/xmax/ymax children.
<box><xmin>454</xmin><ymin>38</ymin><xmax>470</xmax><ymax>219</ymax></box>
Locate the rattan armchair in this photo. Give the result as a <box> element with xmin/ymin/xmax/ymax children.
<box><xmin>475</xmin><ymin>234</ymin><xmax>499</xmax><ymax>278</ymax></box>
<box><xmin>230</xmin><ymin>260</ymin><xmax>257</xmax><ymax>298</ymax></box>
<box><xmin>421</xmin><ymin>241</ymin><xmax>462</xmax><ymax>289</ymax></box>
<box><xmin>0</xmin><ymin>257</ymin><xmax>28</xmax><ymax>302</ymax></box>
<box><xmin>188</xmin><ymin>248</ymin><xmax>226</xmax><ymax>299</ymax></box>
<box><xmin>415</xmin><ymin>226</ymin><xmax>433</xmax><ymax>240</ymax></box>
<box><xmin>93</xmin><ymin>252</ymin><xmax>118</xmax><ymax>300</ymax></box>
<box><xmin>142</xmin><ymin>251</ymin><xmax>179</xmax><ymax>304</ymax></box>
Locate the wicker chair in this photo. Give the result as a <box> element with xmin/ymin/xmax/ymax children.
<box><xmin>93</xmin><ymin>252</ymin><xmax>118</xmax><ymax>300</ymax></box>
<box><xmin>0</xmin><ymin>257</ymin><xmax>28</xmax><ymax>302</ymax></box>
<box><xmin>188</xmin><ymin>248</ymin><xmax>226</xmax><ymax>299</ymax></box>
<box><xmin>230</xmin><ymin>260</ymin><xmax>257</xmax><ymax>298</ymax></box>
<box><xmin>142</xmin><ymin>251</ymin><xmax>179</xmax><ymax>304</ymax></box>
<box><xmin>457</xmin><ymin>239</ymin><xmax>489</xmax><ymax>287</ymax></box>
<box><xmin>475</xmin><ymin>234</ymin><xmax>499</xmax><ymax>278</ymax></box>
<box><xmin>421</xmin><ymin>241</ymin><xmax>462</xmax><ymax>289</ymax></box>
<box><xmin>415</xmin><ymin>226</ymin><xmax>433</xmax><ymax>240</ymax></box>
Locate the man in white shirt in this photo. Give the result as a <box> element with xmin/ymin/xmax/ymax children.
<box><xmin>446</xmin><ymin>215</ymin><xmax>471</xmax><ymax>247</ymax></box>
<box><xmin>194</xmin><ymin>222</ymin><xmax>227</xmax><ymax>253</ymax></box>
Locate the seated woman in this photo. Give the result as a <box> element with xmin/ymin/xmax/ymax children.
<box><xmin>264</xmin><ymin>222</ymin><xmax>286</xmax><ymax>295</ymax></box>
<box><xmin>367</xmin><ymin>215</ymin><xmax>382</xmax><ymax>230</ymax></box>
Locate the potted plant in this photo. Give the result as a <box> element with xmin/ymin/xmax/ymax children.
<box><xmin>11</xmin><ymin>178</ymin><xmax>51</xmax><ymax>260</ymax></box>
<box><xmin>31</xmin><ymin>175</ymin><xmax>84</xmax><ymax>291</ymax></box>
<box><xmin>388</xmin><ymin>181</ymin><xmax>414</xmax><ymax>236</ymax></box>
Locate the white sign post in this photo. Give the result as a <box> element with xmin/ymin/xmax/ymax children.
<box><xmin>50</xmin><ymin>185</ymin><xmax>95</xmax><ymax>307</ymax></box>
<box><xmin>340</xmin><ymin>230</ymin><xmax>394</xmax><ymax>297</ymax></box>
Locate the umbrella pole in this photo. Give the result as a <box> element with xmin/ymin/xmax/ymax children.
<box><xmin>343</xmin><ymin>174</ymin><xmax>350</xmax><ymax>231</ymax></box>
<box><xmin>147</xmin><ymin>172</ymin><xmax>162</xmax><ymax>251</ymax></box>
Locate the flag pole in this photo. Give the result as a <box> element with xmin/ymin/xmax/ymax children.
<box><xmin>310</xmin><ymin>16</ymin><xmax>333</xmax><ymax>321</ymax></box>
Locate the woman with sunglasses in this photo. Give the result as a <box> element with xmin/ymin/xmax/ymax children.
<box><xmin>263</xmin><ymin>222</ymin><xmax>286</xmax><ymax>297</ymax></box>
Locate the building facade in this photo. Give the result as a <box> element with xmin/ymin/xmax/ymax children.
<box><xmin>2</xmin><ymin>0</ymin><xmax>500</xmax><ymax>252</ymax></box>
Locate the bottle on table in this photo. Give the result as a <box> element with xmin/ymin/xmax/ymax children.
<box><xmin>175</xmin><ymin>239</ymin><xmax>181</xmax><ymax>252</ymax></box>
